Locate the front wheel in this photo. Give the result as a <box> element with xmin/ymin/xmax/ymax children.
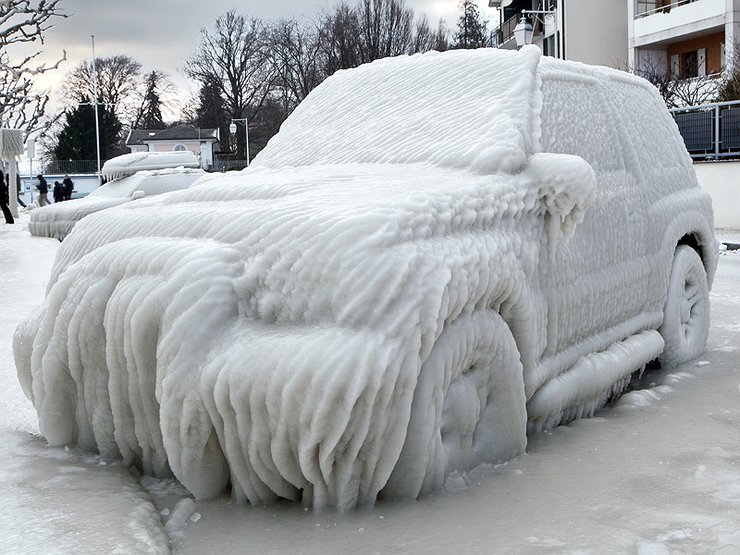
<box><xmin>382</xmin><ymin>309</ymin><xmax>526</xmax><ymax>499</ymax></box>
<box><xmin>659</xmin><ymin>245</ymin><xmax>710</xmax><ymax>368</ymax></box>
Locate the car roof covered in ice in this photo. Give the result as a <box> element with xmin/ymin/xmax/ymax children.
<box><xmin>102</xmin><ymin>151</ymin><xmax>200</xmax><ymax>181</ymax></box>
<box><xmin>253</xmin><ymin>46</ymin><xmax>543</xmax><ymax>176</ymax></box>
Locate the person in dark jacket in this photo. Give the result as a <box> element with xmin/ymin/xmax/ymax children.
<box><xmin>16</xmin><ymin>174</ymin><xmax>26</xmax><ymax>208</ymax></box>
<box><xmin>1</xmin><ymin>170</ymin><xmax>14</xmax><ymax>224</ymax></box>
<box><xmin>36</xmin><ymin>174</ymin><xmax>49</xmax><ymax>206</ymax></box>
<box><xmin>53</xmin><ymin>180</ymin><xmax>64</xmax><ymax>203</ymax></box>
<box><xmin>62</xmin><ymin>174</ymin><xmax>74</xmax><ymax>201</ymax></box>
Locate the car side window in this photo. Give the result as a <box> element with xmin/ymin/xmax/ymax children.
<box><xmin>539</xmin><ymin>76</ymin><xmax>624</xmax><ymax>173</ymax></box>
<box><xmin>139</xmin><ymin>177</ymin><xmax>172</xmax><ymax>196</ymax></box>
<box><xmin>606</xmin><ymin>81</ymin><xmax>691</xmax><ymax>178</ymax></box>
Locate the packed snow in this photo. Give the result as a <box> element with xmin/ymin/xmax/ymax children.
<box><xmin>28</xmin><ymin>167</ymin><xmax>205</xmax><ymax>241</ymax></box>
<box><xmin>13</xmin><ymin>47</ymin><xmax>716</xmax><ymax>512</ymax></box>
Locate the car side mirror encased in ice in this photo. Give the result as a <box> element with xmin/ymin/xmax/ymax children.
<box><xmin>524</xmin><ymin>153</ymin><xmax>597</xmax><ymax>255</ymax></box>
<box><xmin>131</xmin><ymin>190</ymin><xmax>146</xmax><ymax>200</ymax></box>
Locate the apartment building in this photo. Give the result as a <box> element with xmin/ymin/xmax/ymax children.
<box><xmin>628</xmin><ymin>0</ymin><xmax>740</xmax><ymax>79</ymax></box>
<box><xmin>489</xmin><ymin>0</ymin><xmax>628</xmax><ymax>68</ymax></box>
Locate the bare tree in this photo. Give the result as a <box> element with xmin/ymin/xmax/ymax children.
<box><xmin>0</xmin><ymin>0</ymin><xmax>66</xmax><ymax>137</ymax></box>
<box><xmin>60</xmin><ymin>55</ymin><xmax>142</xmax><ymax>124</ymax></box>
<box><xmin>411</xmin><ymin>16</ymin><xmax>449</xmax><ymax>54</ymax></box>
<box><xmin>629</xmin><ymin>57</ymin><xmax>717</xmax><ymax>108</ymax></box>
<box><xmin>269</xmin><ymin>19</ymin><xmax>325</xmax><ymax>112</ymax></box>
<box><xmin>716</xmin><ymin>42</ymin><xmax>740</xmax><ymax>102</ymax></box>
<box><xmin>357</xmin><ymin>0</ymin><xmax>414</xmax><ymax>62</ymax></box>
<box><xmin>185</xmin><ymin>11</ymin><xmax>275</xmax><ymax>161</ymax></box>
<box><xmin>318</xmin><ymin>2</ymin><xmax>362</xmax><ymax>76</ymax></box>
<box><xmin>318</xmin><ymin>0</ymin><xmax>448</xmax><ymax>77</ymax></box>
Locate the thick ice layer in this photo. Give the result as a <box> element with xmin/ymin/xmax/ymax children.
<box><xmin>15</xmin><ymin>164</ymin><xmax>559</xmax><ymax>509</ymax></box>
<box><xmin>254</xmin><ymin>47</ymin><xmax>542</xmax><ymax>175</ymax></box>
<box><xmin>15</xmin><ymin>48</ymin><xmax>716</xmax><ymax>510</ymax></box>
<box><xmin>28</xmin><ymin>168</ymin><xmax>205</xmax><ymax>241</ymax></box>
<box><xmin>102</xmin><ymin>151</ymin><xmax>200</xmax><ymax>181</ymax></box>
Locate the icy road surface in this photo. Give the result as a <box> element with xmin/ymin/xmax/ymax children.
<box><xmin>1</xmin><ymin>216</ymin><xmax>739</xmax><ymax>553</ymax></box>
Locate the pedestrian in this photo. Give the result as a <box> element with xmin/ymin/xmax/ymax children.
<box><xmin>36</xmin><ymin>174</ymin><xmax>49</xmax><ymax>206</ymax></box>
<box><xmin>1</xmin><ymin>170</ymin><xmax>14</xmax><ymax>224</ymax></box>
<box><xmin>53</xmin><ymin>180</ymin><xmax>64</xmax><ymax>203</ymax></box>
<box><xmin>62</xmin><ymin>173</ymin><xmax>74</xmax><ymax>201</ymax></box>
<box><xmin>16</xmin><ymin>174</ymin><xmax>26</xmax><ymax>208</ymax></box>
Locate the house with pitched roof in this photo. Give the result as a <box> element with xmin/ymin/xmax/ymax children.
<box><xmin>125</xmin><ymin>124</ymin><xmax>220</xmax><ymax>171</ymax></box>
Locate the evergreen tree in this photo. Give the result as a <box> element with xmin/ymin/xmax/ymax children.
<box><xmin>195</xmin><ymin>75</ymin><xmax>229</xmax><ymax>152</ymax></box>
<box><xmin>196</xmin><ymin>75</ymin><xmax>227</xmax><ymax>130</ymax></box>
<box><xmin>134</xmin><ymin>71</ymin><xmax>167</xmax><ymax>129</ymax></box>
<box><xmin>453</xmin><ymin>0</ymin><xmax>488</xmax><ymax>49</ymax></box>
<box><xmin>53</xmin><ymin>97</ymin><xmax>122</xmax><ymax>161</ymax></box>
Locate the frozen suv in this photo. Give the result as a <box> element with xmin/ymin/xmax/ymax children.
<box><xmin>15</xmin><ymin>47</ymin><xmax>716</xmax><ymax>510</ymax></box>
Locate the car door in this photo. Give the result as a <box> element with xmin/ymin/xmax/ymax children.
<box><xmin>537</xmin><ymin>70</ymin><xmax>650</xmax><ymax>363</ymax></box>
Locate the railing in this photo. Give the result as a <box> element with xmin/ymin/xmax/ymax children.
<box><xmin>490</xmin><ymin>13</ymin><xmax>543</xmax><ymax>48</ymax></box>
<box><xmin>670</xmin><ymin>100</ymin><xmax>740</xmax><ymax>159</ymax></box>
<box><xmin>41</xmin><ymin>160</ymin><xmax>99</xmax><ymax>175</ymax></box>
<box><xmin>213</xmin><ymin>159</ymin><xmax>249</xmax><ymax>172</ymax></box>
<box><xmin>635</xmin><ymin>0</ymin><xmax>701</xmax><ymax>19</ymax></box>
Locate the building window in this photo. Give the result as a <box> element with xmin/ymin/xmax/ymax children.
<box><xmin>543</xmin><ymin>33</ymin><xmax>560</xmax><ymax>58</ymax></box>
<box><xmin>173</xmin><ymin>144</ymin><xmax>188</xmax><ymax>152</ymax></box>
<box><xmin>682</xmin><ymin>51</ymin><xmax>698</xmax><ymax>78</ymax></box>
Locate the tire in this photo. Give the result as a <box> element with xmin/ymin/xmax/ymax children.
<box><xmin>382</xmin><ymin>309</ymin><xmax>527</xmax><ymax>499</ymax></box>
<box><xmin>659</xmin><ymin>245</ymin><xmax>710</xmax><ymax>368</ymax></box>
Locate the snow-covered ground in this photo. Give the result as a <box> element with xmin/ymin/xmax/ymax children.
<box><xmin>2</xmin><ymin>215</ymin><xmax>739</xmax><ymax>553</ymax></box>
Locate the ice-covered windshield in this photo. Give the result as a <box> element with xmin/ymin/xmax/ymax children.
<box><xmin>253</xmin><ymin>47</ymin><xmax>541</xmax><ymax>175</ymax></box>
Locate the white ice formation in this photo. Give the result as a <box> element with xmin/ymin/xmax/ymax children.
<box><xmin>28</xmin><ymin>167</ymin><xmax>205</xmax><ymax>241</ymax></box>
<box><xmin>14</xmin><ymin>47</ymin><xmax>717</xmax><ymax>510</ymax></box>
<box><xmin>101</xmin><ymin>151</ymin><xmax>200</xmax><ymax>181</ymax></box>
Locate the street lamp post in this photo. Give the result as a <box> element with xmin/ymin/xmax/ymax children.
<box><xmin>513</xmin><ymin>9</ymin><xmax>557</xmax><ymax>49</ymax></box>
<box><xmin>78</xmin><ymin>100</ymin><xmax>115</xmax><ymax>180</ymax></box>
<box><xmin>229</xmin><ymin>118</ymin><xmax>250</xmax><ymax>167</ymax></box>
<box><xmin>91</xmin><ymin>35</ymin><xmax>101</xmax><ymax>182</ymax></box>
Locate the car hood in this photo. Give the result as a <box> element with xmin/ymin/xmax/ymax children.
<box><xmin>31</xmin><ymin>196</ymin><xmax>130</xmax><ymax>223</ymax></box>
<box><xmin>28</xmin><ymin>196</ymin><xmax>131</xmax><ymax>241</ymax></box>
<box><xmin>18</xmin><ymin>162</ymin><xmax>547</xmax><ymax>505</ymax></box>
<box><xmin>48</xmin><ymin>164</ymin><xmax>543</xmax><ymax>332</ymax></box>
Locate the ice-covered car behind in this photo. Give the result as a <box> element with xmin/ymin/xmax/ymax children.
<box><xmin>14</xmin><ymin>47</ymin><xmax>717</xmax><ymax>510</ymax></box>
<box><xmin>28</xmin><ymin>151</ymin><xmax>204</xmax><ymax>241</ymax></box>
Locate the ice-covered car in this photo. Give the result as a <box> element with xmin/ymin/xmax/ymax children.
<box><xmin>14</xmin><ymin>47</ymin><xmax>717</xmax><ymax>510</ymax></box>
<box><xmin>28</xmin><ymin>152</ymin><xmax>204</xmax><ymax>241</ymax></box>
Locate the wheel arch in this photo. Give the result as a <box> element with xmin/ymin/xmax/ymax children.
<box><xmin>660</xmin><ymin>213</ymin><xmax>718</xmax><ymax>290</ymax></box>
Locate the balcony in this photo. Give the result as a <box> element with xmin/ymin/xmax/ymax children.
<box><xmin>636</xmin><ymin>0</ymin><xmax>701</xmax><ymax>18</ymax></box>
<box><xmin>633</xmin><ymin>0</ymin><xmax>725</xmax><ymax>46</ymax></box>
<box><xmin>491</xmin><ymin>13</ymin><xmax>544</xmax><ymax>49</ymax></box>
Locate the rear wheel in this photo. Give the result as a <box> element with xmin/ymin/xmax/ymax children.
<box><xmin>659</xmin><ymin>245</ymin><xmax>710</xmax><ymax>368</ymax></box>
<box><xmin>382</xmin><ymin>309</ymin><xmax>526</xmax><ymax>499</ymax></box>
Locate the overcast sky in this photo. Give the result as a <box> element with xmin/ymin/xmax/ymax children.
<box><xmin>25</xmin><ymin>0</ymin><xmax>496</xmax><ymax>118</ymax></box>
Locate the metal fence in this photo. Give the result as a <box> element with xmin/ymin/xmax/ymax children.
<box><xmin>670</xmin><ymin>100</ymin><xmax>740</xmax><ymax>159</ymax></box>
<box><xmin>212</xmin><ymin>159</ymin><xmax>248</xmax><ymax>172</ymax></box>
<box><xmin>41</xmin><ymin>160</ymin><xmax>99</xmax><ymax>175</ymax></box>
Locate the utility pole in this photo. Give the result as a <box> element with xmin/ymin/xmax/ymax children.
<box><xmin>91</xmin><ymin>35</ymin><xmax>102</xmax><ymax>183</ymax></box>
